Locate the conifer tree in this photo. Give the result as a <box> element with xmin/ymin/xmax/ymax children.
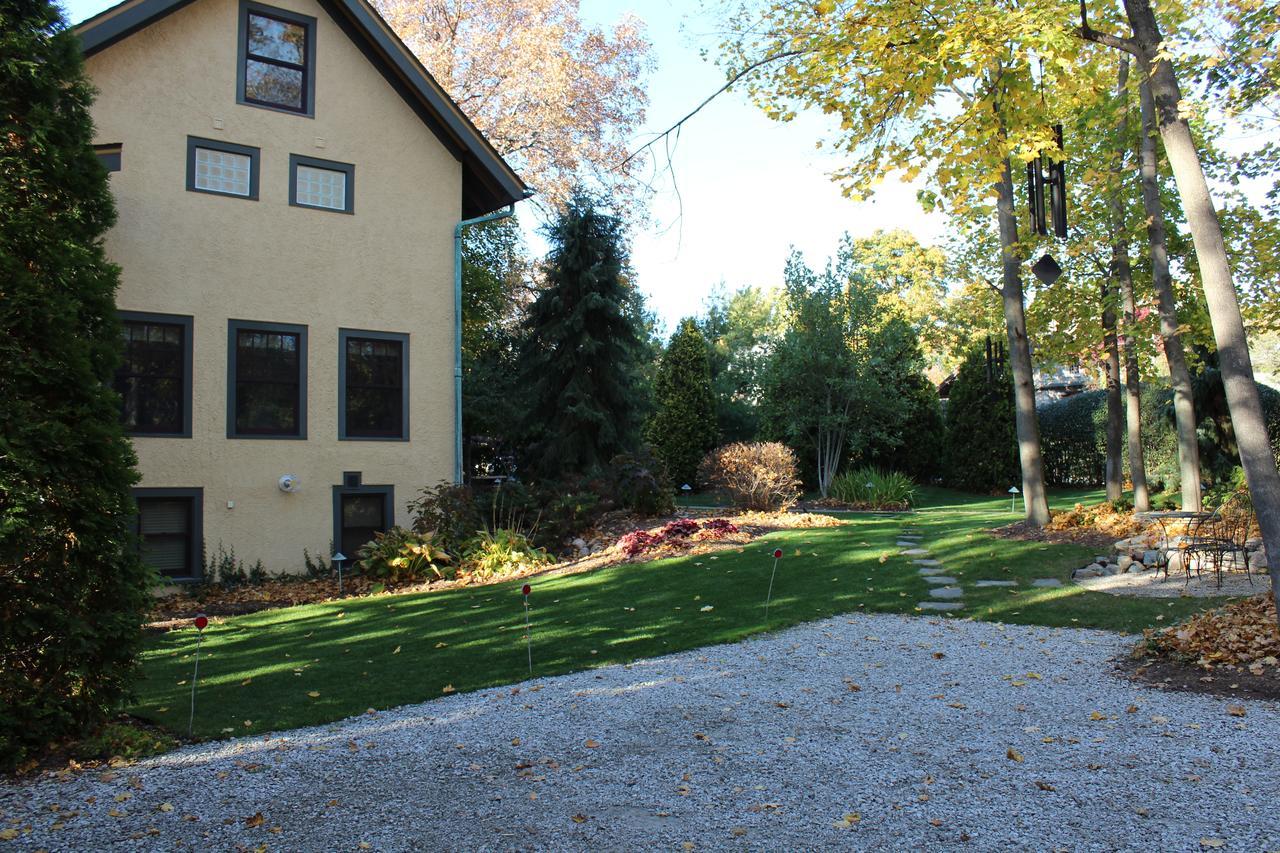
<box><xmin>646</xmin><ymin>319</ymin><xmax>720</xmax><ymax>487</ymax></box>
<box><xmin>519</xmin><ymin>193</ymin><xmax>645</xmax><ymax>479</ymax></box>
<box><xmin>0</xmin><ymin>0</ymin><xmax>151</xmax><ymax>768</ymax></box>
<box><xmin>944</xmin><ymin>346</ymin><xmax>1020</xmax><ymax>494</ymax></box>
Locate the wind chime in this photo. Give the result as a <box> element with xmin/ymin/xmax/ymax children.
<box><xmin>1027</xmin><ymin>123</ymin><xmax>1068</xmax><ymax>285</ymax></box>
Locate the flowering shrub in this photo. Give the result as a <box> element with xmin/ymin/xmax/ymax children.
<box><xmin>617</xmin><ymin>518</ymin><xmax>740</xmax><ymax>558</ymax></box>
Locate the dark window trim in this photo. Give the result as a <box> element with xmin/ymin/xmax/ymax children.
<box><xmin>338</xmin><ymin>328</ymin><xmax>409</xmax><ymax>441</ymax></box>
<box><xmin>331</xmin><ymin>483</ymin><xmax>394</xmax><ymax>558</ymax></box>
<box><xmin>237</xmin><ymin>0</ymin><xmax>317</xmax><ymax>118</ymax></box>
<box><xmin>289</xmin><ymin>154</ymin><xmax>355</xmax><ymax>214</ymax></box>
<box><xmin>118</xmin><ymin>310</ymin><xmax>194</xmax><ymax>438</ymax></box>
<box><xmin>94</xmin><ymin>143</ymin><xmax>122</xmax><ymax>172</ymax></box>
<box><xmin>133</xmin><ymin>487</ymin><xmax>204</xmax><ymax>583</ymax></box>
<box><xmin>186</xmin><ymin>136</ymin><xmax>260</xmax><ymax>200</ymax></box>
<box><xmin>227</xmin><ymin>319</ymin><xmax>308</xmax><ymax>439</ymax></box>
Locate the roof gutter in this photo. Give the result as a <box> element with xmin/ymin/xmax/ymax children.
<box><xmin>453</xmin><ymin>204</ymin><xmax>515</xmax><ymax>484</ymax></box>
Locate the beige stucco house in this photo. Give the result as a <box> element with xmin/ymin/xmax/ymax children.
<box><xmin>76</xmin><ymin>0</ymin><xmax>526</xmax><ymax>580</ymax></box>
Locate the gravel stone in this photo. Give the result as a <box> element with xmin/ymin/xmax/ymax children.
<box><xmin>3</xmin><ymin>614</ymin><xmax>1278</xmax><ymax>850</ymax></box>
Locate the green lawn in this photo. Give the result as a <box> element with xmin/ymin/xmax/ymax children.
<box><xmin>133</xmin><ymin>487</ymin><xmax>1234</xmax><ymax>740</ymax></box>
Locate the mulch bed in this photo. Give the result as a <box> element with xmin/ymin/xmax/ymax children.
<box><xmin>1117</xmin><ymin>654</ymin><xmax>1280</xmax><ymax>702</ymax></box>
<box><xmin>987</xmin><ymin>520</ymin><xmax>1119</xmax><ymax>552</ymax></box>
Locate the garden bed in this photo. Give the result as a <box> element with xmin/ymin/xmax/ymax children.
<box><xmin>147</xmin><ymin>508</ymin><xmax>844</xmax><ymax>628</ymax></box>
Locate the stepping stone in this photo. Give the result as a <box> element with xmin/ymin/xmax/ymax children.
<box><xmin>896</xmin><ymin>540</ymin><xmax>921</xmax><ymax>547</ymax></box>
<box><xmin>918</xmin><ymin>567</ymin><xmax>947</xmax><ymax>576</ymax></box>
<box><xmin>898</xmin><ymin>534</ymin><xmax>922</xmax><ymax>540</ymax></box>
<box><xmin>974</xmin><ymin>580</ymin><xmax>1017</xmax><ymax>588</ymax></box>
<box><xmin>901</xmin><ymin>548</ymin><xmax>930</xmax><ymax>556</ymax></box>
<box><xmin>928</xmin><ymin>586</ymin><xmax>965</xmax><ymax>599</ymax></box>
<box><xmin>923</xmin><ymin>576</ymin><xmax>958</xmax><ymax>585</ymax></box>
<box><xmin>1030</xmin><ymin>578</ymin><xmax>1062</xmax><ymax>588</ymax></box>
<box><xmin>918</xmin><ymin>602</ymin><xmax>964</xmax><ymax>612</ymax></box>
<box><xmin>913</xmin><ymin>559</ymin><xmax>942</xmax><ymax>567</ymax></box>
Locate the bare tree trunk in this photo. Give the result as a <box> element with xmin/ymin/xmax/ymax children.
<box><xmin>1110</xmin><ymin>58</ymin><xmax>1149</xmax><ymax>511</ymax></box>
<box><xmin>1124</xmin><ymin>0</ymin><xmax>1280</xmax><ymax>599</ymax></box>
<box><xmin>1103</xmin><ymin>280</ymin><xmax>1125</xmax><ymax>503</ymax></box>
<box><xmin>996</xmin><ymin>159</ymin><xmax>1051</xmax><ymax>526</ymax></box>
<box><xmin>1138</xmin><ymin>80</ymin><xmax>1201</xmax><ymax>511</ymax></box>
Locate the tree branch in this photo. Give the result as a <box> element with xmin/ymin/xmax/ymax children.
<box><xmin>1077</xmin><ymin>0</ymin><xmax>1140</xmax><ymax>56</ymax></box>
<box><xmin>618</xmin><ymin>49</ymin><xmax>808</xmax><ymax>170</ymax></box>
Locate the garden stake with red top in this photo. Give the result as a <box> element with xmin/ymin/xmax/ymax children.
<box><xmin>188</xmin><ymin>613</ymin><xmax>208</xmax><ymax>736</ymax></box>
<box><xmin>764</xmin><ymin>548</ymin><xmax>784</xmax><ymax>625</ymax></box>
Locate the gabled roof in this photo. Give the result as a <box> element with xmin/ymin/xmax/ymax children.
<box><xmin>76</xmin><ymin>0</ymin><xmax>528</xmax><ymax>217</ymax></box>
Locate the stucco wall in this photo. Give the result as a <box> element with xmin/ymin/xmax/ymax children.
<box><xmin>86</xmin><ymin>0</ymin><xmax>461</xmax><ymax>573</ymax></box>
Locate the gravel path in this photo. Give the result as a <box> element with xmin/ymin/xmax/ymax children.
<box><xmin>3</xmin><ymin>613</ymin><xmax>1279</xmax><ymax>851</ymax></box>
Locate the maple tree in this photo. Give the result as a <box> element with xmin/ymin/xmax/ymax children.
<box><xmin>372</xmin><ymin>0</ymin><xmax>655</xmax><ymax>215</ymax></box>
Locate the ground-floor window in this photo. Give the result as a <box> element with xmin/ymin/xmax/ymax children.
<box><xmin>332</xmin><ymin>481</ymin><xmax>393</xmax><ymax>558</ymax></box>
<box><xmin>133</xmin><ymin>488</ymin><xmax>203</xmax><ymax>581</ymax></box>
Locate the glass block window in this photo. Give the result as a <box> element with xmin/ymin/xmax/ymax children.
<box><xmin>194</xmin><ymin>147</ymin><xmax>252</xmax><ymax>196</ymax></box>
<box><xmin>296</xmin><ymin>164</ymin><xmax>345</xmax><ymax>209</ymax></box>
<box><xmin>290</xmin><ymin>155</ymin><xmax>354</xmax><ymax>213</ymax></box>
<box><xmin>239</xmin><ymin>4</ymin><xmax>314</xmax><ymax>115</ymax></box>
<box><xmin>187</xmin><ymin>137</ymin><xmax>259</xmax><ymax>200</ymax></box>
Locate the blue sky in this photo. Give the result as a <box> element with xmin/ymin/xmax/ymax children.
<box><xmin>60</xmin><ymin>0</ymin><xmax>945</xmax><ymax>334</ymax></box>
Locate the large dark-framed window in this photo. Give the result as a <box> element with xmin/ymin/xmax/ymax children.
<box><xmin>186</xmin><ymin>136</ymin><xmax>260</xmax><ymax>200</ymax></box>
<box><xmin>331</xmin><ymin>483</ymin><xmax>393</xmax><ymax>560</ymax></box>
<box><xmin>133</xmin><ymin>487</ymin><xmax>203</xmax><ymax>582</ymax></box>
<box><xmin>237</xmin><ymin>0</ymin><xmax>316</xmax><ymax>117</ymax></box>
<box><xmin>114</xmin><ymin>311</ymin><xmax>193</xmax><ymax>437</ymax></box>
<box><xmin>339</xmin><ymin>329</ymin><xmax>409</xmax><ymax>441</ymax></box>
<box><xmin>227</xmin><ymin>319</ymin><xmax>307</xmax><ymax>439</ymax></box>
<box><xmin>289</xmin><ymin>154</ymin><xmax>354</xmax><ymax>214</ymax></box>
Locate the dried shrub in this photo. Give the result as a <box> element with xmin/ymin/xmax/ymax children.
<box><xmin>1045</xmin><ymin>502</ymin><xmax>1142</xmax><ymax>538</ymax></box>
<box><xmin>1143</xmin><ymin>594</ymin><xmax>1280</xmax><ymax>671</ymax></box>
<box><xmin>698</xmin><ymin>442</ymin><xmax>801</xmax><ymax>511</ymax></box>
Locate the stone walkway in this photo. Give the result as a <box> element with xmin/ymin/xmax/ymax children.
<box><xmin>901</xmin><ymin>526</ymin><xmax>1068</xmax><ymax>613</ymax></box>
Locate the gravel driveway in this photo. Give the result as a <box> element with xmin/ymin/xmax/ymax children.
<box><xmin>3</xmin><ymin>613</ymin><xmax>1278</xmax><ymax>851</ymax></box>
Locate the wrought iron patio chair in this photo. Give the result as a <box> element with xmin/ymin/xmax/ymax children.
<box><xmin>1184</xmin><ymin>490</ymin><xmax>1255</xmax><ymax>589</ymax></box>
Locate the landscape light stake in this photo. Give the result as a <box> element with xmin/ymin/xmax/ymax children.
<box><xmin>332</xmin><ymin>551</ymin><xmax>347</xmax><ymax>597</ymax></box>
<box><xmin>764</xmin><ymin>548</ymin><xmax>784</xmax><ymax>625</ymax></box>
<box><xmin>1009</xmin><ymin>486</ymin><xmax>1020</xmax><ymax>513</ymax></box>
<box><xmin>188</xmin><ymin>613</ymin><xmax>208</xmax><ymax>737</ymax></box>
<box><xmin>522</xmin><ymin>583</ymin><xmax>533</xmax><ymax>675</ymax></box>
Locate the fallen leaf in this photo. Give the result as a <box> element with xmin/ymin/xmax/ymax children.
<box><xmin>584</xmin><ymin>739</ymin><xmax>601</xmax><ymax>748</ymax></box>
<box><xmin>158</xmin><ymin>803</ymin><xmax>174</xmax><ymax>813</ymax></box>
<box><xmin>1089</xmin><ymin>711</ymin><xmax>1107</xmax><ymax>721</ymax></box>
<box><xmin>571</xmin><ymin>814</ymin><xmax>588</xmax><ymax>824</ymax></box>
<box><xmin>729</xmin><ymin>827</ymin><xmax>748</xmax><ymax>837</ymax></box>
<box><xmin>699</xmin><ymin>605</ymin><xmax>714</xmax><ymax>612</ymax></box>
<box><xmin>244</xmin><ymin>812</ymin><xmax>264</xmax><ymax>828</ymax></box>
<box><xmin>307</xmin><ymin>691</ymin><xmax>320</xmax><ymax>698</ymax></box>
<box><xmin>1200</xmin><ymin>839</ymin><xmax>1226</xmax><ymax>848</ymax></box>
<box><xmin>441</xmin><ymin>685</ymin><xmax>456</xmax><ymax>694</ymax></box>
<box><xmin>1007</xmin><ymin>748</ymin><xmax>1024</xmax><ymax>762</ymax></box>
<box><xmin>392</xmin><ymin>645</ymin><xmax>401</xmax><ymax>654</ymax></box>
<box><xmin>1035</xmin><ymin>780</ymin><xmax>1055</xmax><ymax>791</ymax></box>
<box><xmin>1227</xmin><ymin>704</ymin><xmax>1247</xmax><ymax>717</ymax></box>
<box><xmin>511</xmin><ymin>737</ymin><xmax>520</xmax><ymax>746</ymax></box>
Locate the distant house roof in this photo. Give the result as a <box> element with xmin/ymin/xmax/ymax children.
<box><xmin>76</xmin><ymin>0</ymin><xmax>529</xmax><ymax>218</ymax></box>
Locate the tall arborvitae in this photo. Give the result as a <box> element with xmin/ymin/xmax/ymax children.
<box><xmin>519</xmin><ymin>193</ymin><xmax>645</xmax><ymax>479</ymax></box>
<box><xmin>646</xmin><ymin>319</ymin><xmax>720</xmax><ymax>487</ymax></box>
<box><xmin>944</xmin><ymin>345</ymin><xmax>1020</xmax><ymax>494</ymax></box>
<box><xmin>0</xmin><ymin>0</ymin><xmax>152</xmax><ymax>769</ymax></box>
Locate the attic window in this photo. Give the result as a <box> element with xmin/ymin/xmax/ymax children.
<box><xmin>238</xmin><ymin>2</ymin><xmax>316</xmax><ymax>116</ymax></box>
